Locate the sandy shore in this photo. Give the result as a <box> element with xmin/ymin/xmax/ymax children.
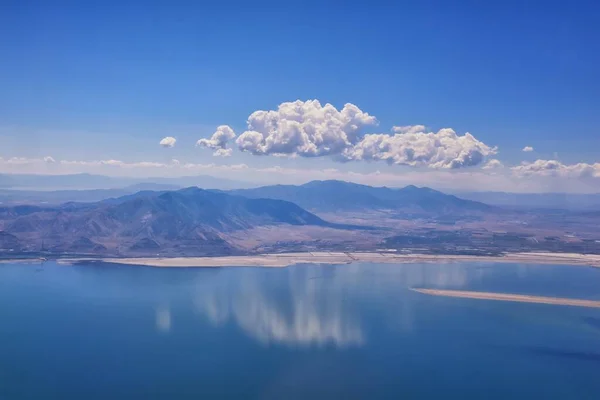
<box><xmin>412</xmin><ymin>288</ymin><xmax>600</xmax><ymax>308</ymax></box>
<box><xmin>53</xmin><ymin>251</ymin><xmax>600</xmax><ymax>268</ymax></box>
<box><xmin>0</xmin><ymin>258</ymin><xmax>47</xmax><ymax>264</ymax></box>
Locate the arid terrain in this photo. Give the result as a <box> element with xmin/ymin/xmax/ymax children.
<box><xmin>1</xmin><ymin>179</ymin><xmax>600</xmax><ymax>259</ymax></box>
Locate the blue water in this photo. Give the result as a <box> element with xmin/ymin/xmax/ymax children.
<box><xmin>1</xmin><ymin>261</ymin><xmax>600</xmax><ymax>399</ymax></box>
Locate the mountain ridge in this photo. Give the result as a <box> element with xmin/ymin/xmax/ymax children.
<box><xmin>0</xmin><ymin>181</ymin><xmax>500</xmax><ymax>258</ymax></box>
<box><xmin>227</xmin><ymin>180</ymin><xmax>492</xmax><ymax>213</ymax></box>
<box><xmin>0</xmin><ymin>187</ymin><xmax>331</xmax><ymax>256</ymax></box>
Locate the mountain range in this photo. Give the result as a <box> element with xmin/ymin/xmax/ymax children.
<box><xmin>3</xmin><ymin>173</ymin><xmax>599</xmax><ymax>211</ymax></box>
<box><xmin>0</xmin><ymin>180</ymin><xmax>496</xmax><ymax>257</ymax></box>
<box><xmin>228</xmin><ymin>180</ymin><xmax>492</xmax><ymax>214</ymax></box>
<box><xmin>0</xmin><ymin>183</ymin><xmax>180</xmax><ymax>205</ymax></box>
<box><xmin>0</xmin><ymin>181</ymin><xmax>516</xmax><ymax>256</ymax></box>
<box><xmin>0</xmin><ymin>173</ymin><xmax>252</xmax><ymax>191</ymax></box>
<box><xmin>0</xmin><ymin>187</ymin><xmax>329</xmax><ymax>256</ymax></box>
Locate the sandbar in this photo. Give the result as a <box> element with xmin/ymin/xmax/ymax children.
<box><xmin>412</xmin><ymin>288</ymin><xmax>600</xmax><ymax>308</ymax></box>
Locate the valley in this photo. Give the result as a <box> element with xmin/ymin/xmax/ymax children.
<box><xmin>1</xmin><ymin>179</ymin><xmax>600</xmax><ymax>258</ymax></box>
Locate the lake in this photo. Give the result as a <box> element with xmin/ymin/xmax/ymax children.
<box><xmin>1</xmin><ymin>261</ymin><xmax>600</xmax><ymax>399</ymax></box>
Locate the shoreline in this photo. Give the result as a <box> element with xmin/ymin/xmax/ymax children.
<box><xmin>0</xmin><ymin>258</ymin><xmax>48</xmax><ymax>264</ymax></box>
<box><xmin>48</xmin><ymin>251</ymin><xmax>600</xmax><ymax>268</ymax></box>
<box><xmin>412</xmin><ymin>288</ymin><xmax>600</xmax><ymax>308</ymax></box>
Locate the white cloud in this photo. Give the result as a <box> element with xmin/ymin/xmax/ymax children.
<box><xmin>392</xmin><ymin>125</ymin><xmax>426</xmax><ymax>134</ymax></box>
<box><xmin>343</xmin><ymin>128</ymin><xmax>497</xmax><ymax>169</ymax></box>
<box><xmin>101</xmin><ymin>159</ymin><xmax>125</xmax><ymax>167</ymax></box>
<box><xmin>5</xmin><ymin>157</ymin><xmax>33</xmax><ymax>165</ymax></box>
<box><xmin>158</xmin><ymin>136</ymin><xmax>177</xmax><ymax>147</ymax></box>
<box><xmin>127</xmin><ymin>161</ymin><xmax>165</xmax><ymax>168</ymax></box>
<box><xmin>3</xmin><ymin>155</ymin><xmax>600</xmax><ymax>193</ymax></box>
<box><xmin>213</xmin><ymin>148</ymin><xmax>233</xmax><ymax>157</ymax></box>
<box><xmin>482</xmin><ymin>159</ymin><xmax>504</xmax><ymax>170</ymax></box>
<box><xmin>43</xmin><ymin>156</ymin><xmax>56</xmax><ymax>163</ymax></box>
<box><xmin>205</xmin><ymin>100</ymin><xmax>496</xmax><ymax>169</ymax></box>
<box><xmin>159</xmin><ymin>136</ymin><xmax>176</xmax><ymax>148</ymax></box>
<box><xmin>235</xmin><ymin>100</ymin><xmax>377</xmax><ymax>157</ymax></box>
<box><xmin>197</xmin><ymin>125</ymin><xmax>236</xmax><ymax>156</ymax></box>
<box><xmin>180</xmin><ymin>162</ymin><xmax>248</xmax><ymax>172</ymax></box>
<box><xmin>59</xmin><ymin>159</ymin><xmax>166</xmax><ymax>168</ymax></box>
<box><xmin>522</xmin><ymin>146</ymin><xmax>534</xmax><ymax>152</ymax></box>
<box><xmin>55</xmin><ymin>158</ymin><xmax>250</xmax><ymax>174</ymax></box>
<box><xmin>511</xmin><ymin>159</ymin><xmax>600</xmax><ymax>178</ymax></box>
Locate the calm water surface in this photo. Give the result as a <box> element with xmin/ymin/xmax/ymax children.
<box><xmin>1</xmin><ymin>261</ymin><xmax>600</xmax><ymax>399</ymax></box>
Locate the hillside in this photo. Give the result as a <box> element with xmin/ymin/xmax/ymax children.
<box><xmin>0</xmin><ymin>187</ymin><xmax>330</xmax><ymax>256</ymax></box>
<box><xmin>228</xmin><ymin>180</ymin><xmax>492</xmax><ymax>214</ymax></box>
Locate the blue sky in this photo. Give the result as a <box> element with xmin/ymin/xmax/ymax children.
<box><xmin>1</xmin><ymin>1</ymin><xmax>599</xmax><ymax>192</ymax></box>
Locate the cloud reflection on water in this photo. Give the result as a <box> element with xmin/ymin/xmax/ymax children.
<box><xmin>193</xmin><ymin>263</ymin><xmax>475</xmax><ymax>347</ymax></box>
<box><xmin>195</xmin><ymin>268</ymin><xmax>364</xmax><ymax>347</ymax></box>
<box><xmin>155</xmin><ymin>305</ymin><xmax>172</xmax><ymax>333</ymax></box>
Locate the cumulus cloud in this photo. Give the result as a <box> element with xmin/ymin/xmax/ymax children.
<box><xmin>197</xmin><ymin>125</ymin><xmax>236</xmax><ymax>156</ymax></box>
<box><xmin>482</xmin><ymin>159</ymin><xmax>504</xmax><ymax>169</ymax></box>
<box><xmin>213</xmin><ymin>148</ymin><xmax>232</xmax><ymax>157</ymax></box>
<box><xmin>201</xmin><ymin>100</ymin><xmax>496</xmax><ymax>169</ymax></box>
<box><xmin>343</xmin><ymin>128</ymin><xmax>497</xmax><ymax>169</ymax></box>
<box><xmin>392</xmin><ymin>125</ymin><xmax>426</xmax><ymax>134</ymax></box>
<box><xmin>235</xmin><ymin>100</ymin><xmax>377</xmax><ymax>157</ymax></box>
<box><xmin>522</xmin><ymin>146</ymin><xmax>534</xmax><ymax>152</ymax></box>
<box><xmin>511</xmin><ymin>159</ymin><xmax>600</xmax><ymax>178</ymax></box>
<box><xmin>43</xmin><ymin>156</ymin><xmax>56</xmax><ymax>163</ymax></box>
<box><xmin>159</xmin><ymin>136</ymin><xmax>176</xmax><ymax>148</ymax></box>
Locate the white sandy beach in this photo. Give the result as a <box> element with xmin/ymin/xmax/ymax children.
<box><xmin>53</xmin><ymin>251</ymin><xmax>600</xmax><ymax>268</ymax></box>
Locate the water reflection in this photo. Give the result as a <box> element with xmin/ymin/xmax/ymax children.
<box><xmin>3</xmin><ymin>261</ymin><xmax>600</xmax><ymax>398</ymax></box>
<box><xmin>155</xmin><ymin>305</ymin><xmax>172</xmax><ymax>333</ymax></box>
<box><xmin>193</xmin><ymin>263</ymin><xmax>476</xmax><ymax>347</ymax></box>
<box><xmin>194</xmin><ymin>267</ymin><xmax>364</xmax><ymax>347</ymax></box>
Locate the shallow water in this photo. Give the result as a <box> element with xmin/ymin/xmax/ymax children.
<box><xmin>1</xmin><ymin>261</ymin><xmax>600</xmax><ymax>399</ymax></box>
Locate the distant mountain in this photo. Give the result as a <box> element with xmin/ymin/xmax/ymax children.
<box><xmin>228</xmin><ymin>180</ymin><xmax>492</xmax><ymax>214</ymax></box>
<box><xmin>0</xmin><ymin>187</ymin><xmax>329</xmax><ymax>256</ymax></box>
<box><xmin>0</xmin><ymin>183</ymin><xmax>181</xmax><ymax>205</ymax></box>
<box><xmin>0</xmin><ymin>173</ymin><xmax>125</xmax><ymax>190</ymax></box>
<box><xmin>0</xmin><ymin>173</ymin><xmax>254</xmax><ymax>191</ymax></box>
<box><xmin>152</xmin><ymin>175</ymin><xmax>254</xmax><ymax>190</ymax></box>
<box><xmin>0</xmin><ymin>174</ymin><xmax>258</xmax><ymax>205</ymax></box>
<box><xmin>453</xmin><ymin>191</ymin><xmax>600</xmax><ymax>211</ymax></box>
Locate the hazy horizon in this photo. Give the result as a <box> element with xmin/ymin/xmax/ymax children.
<box><xmin>3</xmin><ymin>171</ymin><xmax>600</xmax><ymax>196</ymax></box>
<box><xmin>1</xmin><ymin>2</ymin><xmax>599</xmax><ymax>194</ymax></box>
